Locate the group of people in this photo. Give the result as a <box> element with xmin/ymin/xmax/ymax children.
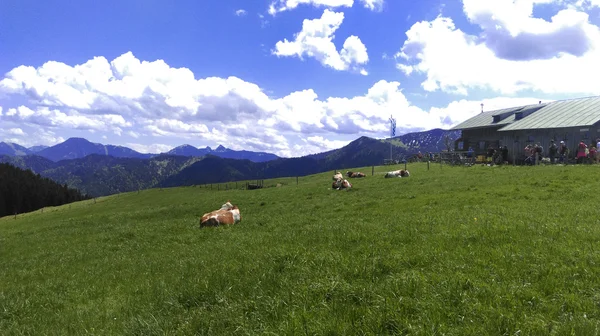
<box><xmin>465</xmin><ymin>145</ymin><xmax>508</xmax><ymax>165</ymax></box>
<box><xmin>463</xmin><ymin>138</ymin><xmax>600</xmax><ymax>165</ymax></box>
<box><xmin>525</xmin><ymin>138</ymin><xmax>599</xmax><ymax>164</ymax></box>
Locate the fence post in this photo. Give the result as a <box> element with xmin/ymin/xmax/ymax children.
<box><xmin>14</xmin><ymin>212</ymin><xmax>17</xmax><ymax>220</ymax></box>
<box><xmin>372</xmin><ymin>166</ymin><xmax>374</xmax><ymax>176</ymax></box>
<box><xmin>427</xmin><ymin>160</ymin><xmax>430</xmax><ymax>170</ymax></box>
<box><xmin>404</xmin><ymin>161</ymin><xmax>407</xmax><ymax>171</ymax></box>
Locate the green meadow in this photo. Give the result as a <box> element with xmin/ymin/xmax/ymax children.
<box><xmin>2</xmin><ymin>163</ymin><xmax>600</xmax><ymax>335</ymax></box>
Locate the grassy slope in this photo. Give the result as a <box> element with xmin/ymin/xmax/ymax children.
<box><xmin>1</xmin><ymin>163</ymin><xmax>600</xmax><ymax>335</ymax></box>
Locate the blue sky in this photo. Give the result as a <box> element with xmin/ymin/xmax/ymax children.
<box><xmin>2</xmin><ymin>0</ymin><xmax>600</xmax><ymax>156</ymax></box>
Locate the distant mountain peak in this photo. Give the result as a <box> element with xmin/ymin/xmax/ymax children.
<box><xmin>174</xmin><ymin>144</ymin><xmax>196</xmax><ymax>149</ymax></box>
<box><xmin>65</xmin><ymin>137</ymin><xmax>92</xmax><ymax>143</ymax></box>
<box><xmin>28</xmin><ymin>145</ymin><xmax>49</xmax><ymax>153</ymax></box>
<box><xmin>0</xmin><ymin>142</ymin><xmax>31</xmax><ymax>156</ymax></box>
<box><xmin>215</xmin><ymin>145</ymin><xmax>227</xmax><ymax>152</ymax></box>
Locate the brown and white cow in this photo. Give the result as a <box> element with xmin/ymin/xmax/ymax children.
<box><xmin>384</xmin><ymin>169</ymin><xmax>410</xmax><ymax>178</ymax></box>
<box><xmin>346</xmin><ymin>171</ymin><xmax>366</xmax><ymax>178</ymax></box>
<box><xmin>332</xmin><ymin>178</ymin><xmax>352</xmax><ymax>190</ymax></box>
<box><xmin>200</xmin><ymin>201</ymin><xmax>241</xmax><ymax>227</ymax></box>
<box><xmin>333</xmin><ymin>172</ymin><xmax>343</xmax><ymax>181</ymax></box>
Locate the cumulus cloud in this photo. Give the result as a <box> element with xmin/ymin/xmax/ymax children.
<box><xmin>2</xmin><ymin>106</ymin><xmax>130</xmax><ymax>135</ymax></box>
<box><xmin>0</xmin><ymin>123</ymin><xmax>65</xmax><ymax>148</ymax></box>
<box><xmin>7</xmin><ymin>128</ymin><xmax>25</xmax><ymax>136</ymax></box>
<box><xmin>267</xmin><ymin>0</ymin><xmax>385</xmax><ymax>14</ymax></box>
<box><xmin>273</xmin><ymin>9</ymin><xmax>369</xmax><ymax>74</ymax></box>
<box><xmin>462</xmin><ymin>0</ymin><xmax>595</xmax><ymax>60</ymax></box>
<box><xmin>268</xmin><ymin>0</ymin><xmax>353</xmax><ymax>15</ymax></box>
<box><xmin>235</xmin><ymin>9</ymin><xmax>247</xmax><ymax>16</ymax></box>
<box><xmin>0</xmin><ymin>51</ymin><xmax>544</xmax><ymax>157</ymax></box>
<box><xmin>127</xmin><ymin>130</ymin><xmax>141</xmax><ymax>138</ymax></box>
<box><xmin>304</xmin><ymin>136</ymin><xmax>352</xmax><ymax>151</ymax></box>
<box><xmin>396</xmin><ymin>0</ymin><xmax>600</xmax><ymax>95</ymax></box>
<box><xmin>361</xmin><ymin>0</ymin><xmax>384</xmax><ymax>11</ymax></box>
<box><xmin>126</xmin><ymin>143</ymin><xmax>174</xmax><ymax>154</ymax></box>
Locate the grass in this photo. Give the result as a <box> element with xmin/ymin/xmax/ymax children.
<box><xmin>2</xmin><ymin>163</ymin><xmax>600</xmax><ymax>335</ymax></box>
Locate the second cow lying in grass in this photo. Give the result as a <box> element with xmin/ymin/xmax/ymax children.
<box><xmin>200</xmin><ymin>201</ymin><xmax>241</xmax><ymax>227</ymax></box>
<box><xmin>346</xmin><ymin>171</ymin><xmax>366</xmax><ymax>178</ymax></box>
<box><xmin>384</xmin><ymin>169</ymin><xmax>410</xmax><ymax>178</ymax></box>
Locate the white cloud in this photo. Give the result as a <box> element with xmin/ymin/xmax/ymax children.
<box><xmin>305</xmin><ymin>136</ymin><xmax>352</xmax><ymax>150</ymax></box>
<box><xmin>361</xmin><ymin>0</ymin><xmax>384</xmax><ymax>11</ymax></box>
<box><xmin>0</xmin><ymin>51</ymin><xmax>547</xmax><ymax>157</ymax></box>
<box><xmin>273</xmin><ymin>9</ymin><xmax>369</xmax><ymax>74</ymax></box>
<box><xmin>235</xmin><ymin>9</ymin><xmax>247</xmax><ymax>16</ymax></box>
<box><xmin>126</xmin><ymin>143</ymin><xmax>174</xmax><ymax>154</ymax></box>
<box><xmin>268</xmin><ymin>0</ymin><xmax>353</xmax><ymax>15</ymax></box>
<box><xmin>7</xmin><ymin>128</ymin><xmax>25</xmax><ymax>136</ymax></box>
<box><xmin>396</xmin><ymin>63</ymin><xmax>413</xmax><ymax>76</ymax></box>
<box><xmin>0</xmin><ymin>125</ymin><xmax>65</xmax><ymax>148</ymax></box>
<box><xmin>2</xmin><ymin>105</ymin><xmax>131</xmax><ymax>133</ymax></box>
<box><xmin>127</xmin><ymin>131</ymin><xmax>140</xmax><ymax>138</ymax></box>
<box><xmin>396</xmin><ymin>0</ymin><xmax>600</xmax><ymax>95</ymax></box>
<box><xmin>267</xmin><ymin>0</ymin><xmax>385</xmax><ymax>14</ymax></box>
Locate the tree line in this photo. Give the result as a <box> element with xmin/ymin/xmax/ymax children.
<box><xmin>0</xmin><ymin>163</ymin><xmax>91</xmax><ymax>217</ymax></box>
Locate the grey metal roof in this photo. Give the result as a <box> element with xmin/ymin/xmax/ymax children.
<box><xmin>499</xmin><ymin>96</ymin><xmax>600</xmax><ymax>131</ymax></box>
<box><xmin>450</xmin><ymin>105</ymin><xmax>540</xmax><ymax>130</ymax></box>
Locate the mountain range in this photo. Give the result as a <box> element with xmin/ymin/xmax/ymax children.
<box><xmin>0</xmin><ymin>128</ymin><xmax>461</xmax><ymax>197</ymax></box>
<box><xmin>0</xmin><ymin>138</ymin><xmax>280</xmax><ymax>162</ymax></box>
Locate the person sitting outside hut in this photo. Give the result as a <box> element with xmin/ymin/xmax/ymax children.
<box><xmin>558</xmin><ymin>141</ymin><xmax>569</xmax><ymax>163</ymax></box>
<box><xmin>590</xmin><ymin>146</ymin><xmax>597</xmax><ymax>164</ymax></box>
<box><xmin>524</xmin><ymin>144</ymin><xmax>534</xmax><ymax>165</ymax></box>
<box><xmin>534</xmin><ymin>143</ymin><xmax>543</xmax><ymax>165</ymax></box>
<box><xmin>577</xmin><ymin>140</ymin><xmax>588</xmax><ymax>164</ymax></box>
<box><xmin>487</xmin><ymin>145</ymin><xmax>496</xmax><ymax>164</ymax></box>
<box><xmin>548</xmin><ymin>140</ymin><xmax>558</xmax><ymax>164</ymax></box>
<box><xmin>465</xmin><ymin>146</ymin><xmax>474</xmax><ymax>164</ymax></box>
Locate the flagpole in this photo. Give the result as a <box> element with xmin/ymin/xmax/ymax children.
<box><xmin>389</xmin><ymin>115</ymin><xmax>396</xmax><ymax>162</ymax></box>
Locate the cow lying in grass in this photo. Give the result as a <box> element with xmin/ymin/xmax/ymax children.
<box><xmin>200</xmin><ymin>201</ymin><xmax>241</xmax><ymax>227</ymax></box>
<box><xmin>346</xmin><ymin>171</ymin><xmax>366</xmax><ymax>178</ymax></box>
<box><xmin>332</xmin><ymin>172</ymin><xmax>352</xmax><ymax>190</ymax></box>
<box><xmin>332</xmin><ymin>178</ymin><xmax>352</xmax><ymax>190</ymax></box>
<box><xmin>384</xmin><ymin>169</ymin><xmax>410</xmax><ymax>178</ymax></box>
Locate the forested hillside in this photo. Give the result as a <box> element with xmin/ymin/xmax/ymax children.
<box><xmin>0</xmin><ymin>163</ymin><xmax>90</xmax><ymax>217</ymax></box>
